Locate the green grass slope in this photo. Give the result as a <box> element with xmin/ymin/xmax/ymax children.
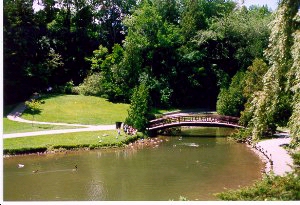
<box><xmin>21</xmin><ymin>95</ymin><xmax>129</xmax><ymax>125</ymax></box>
<box><xmin>4</xmin><ymin>130</ymin><xmax>139</xmax><ymax>155</ymax></box>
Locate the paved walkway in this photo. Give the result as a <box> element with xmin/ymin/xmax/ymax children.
<box><xmin>4</xmin><ymin>95</ymin><xmax>116</xmax><ymax>138</ymax></box>
<box><xmin>3</xmin><ymin>125</ymin><xmax>116</xmax><ymax>138</ymax></box>
<box><xmin>254</xmin><ymin>137</ymin><xmax>294</xmax><ymax>176</ymax></box>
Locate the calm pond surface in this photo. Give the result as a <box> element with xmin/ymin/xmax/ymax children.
<box><xmin>3</xmin><ymin>127</ymin><xmax>263</xmax><ymax>201</ymax></box>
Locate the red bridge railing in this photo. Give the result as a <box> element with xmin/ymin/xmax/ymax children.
<box><xmin>147</xmin><ymin>114</ymin><xmax>242</xmax><ymax>131</ymax></box>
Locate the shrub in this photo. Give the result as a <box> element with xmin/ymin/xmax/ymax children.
<box><xmin>63</xmin><ymin>80</ymin><xmax>75</xmax><ymax>94</ymax></box>
<box><xmin>229</xmin><ymin>128</ymin><xmax>251</xmax><ymax>143</ymax></box>
<box><xmin>72</xmin><ymin>73</ymin><xmax>105</xmax><ymax>97</ymax></box>
<box><xmin>4</xmin><ymin>147</ymin><xmax>48</xmax><ymax>155</ymax></box>
<box><xmin>217</xmin><ymin>173</ymin><xmax>300</xmax><ymax>200</ymax></box>
<box><xmin>292</xmin><ymin>152</ymin><xmax>300</xmax><ymax>166</ymax></box>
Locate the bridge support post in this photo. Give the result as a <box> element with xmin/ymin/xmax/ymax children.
<box><xmin>147</xmin><ymin>129</ymin><xmax>157</xmax><ymax>137</ymax></box>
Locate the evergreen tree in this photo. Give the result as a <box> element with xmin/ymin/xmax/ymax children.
<box><xmin>216</xmin><ymin>71</ymin><xmax>246</xmax><ymax>117</ymax></box>
<box><xmin>125</xmin><ymin>83</ymin><xmax>151</xmax><ymax>131</ymax></box>
<box><xmin>239</xmin><ymin>59</ymin><xmax>269</xmax><ymax>127</ymax></box>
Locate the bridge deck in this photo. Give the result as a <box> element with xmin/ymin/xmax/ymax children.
<box><xmin>147</xmin><ymin>114</ymin><xmax>243</xmax><ymax>131</ymax></box>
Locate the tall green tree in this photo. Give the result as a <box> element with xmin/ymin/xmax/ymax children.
<box><xmin>248</xmin><ymin>0</ymin><xmax>299</xmax><ymax>141</ymax></box>
<box><xmin>194</xmin><ymin>5</ymin><xmax>271</xmax><ymax>76</ymax></box>
<box><xmin>287</xmin><ymin>4</ymin><xmax>300</xmax><ymax>146</ymax></box>
<box><xmin>83</xmin><ymin>44</ymin><xmax>125</xmax><ymax>101</ymax></box>
<box><xmin>125</xmin><ymin>83</ymin><xmax>151</xmax><ymax>131</ymax></box>
<box><xmin>92</xmin><ymin>0</ymin><xmax>137</xmax><ymax>48</ymax></box>
<box><xmin>121</xmin><ymin>0</ymin><xmax>182</xmax><ymax>106</ymax></box>
<box><xmin>153</xmin><ymin>0</ymin><xmax>180</xmax><ymax>24</ymax></box>
<box><xmin>217</xmin><ymin>71</ymin><xmax>246</xmax><ymax>117</ymax></box>
<box><xmin>4</xmin><ymin>0</ymin><xmax>41</xmax><ymax>103</ymax></box>
<box><xmin>239</xmin><ymin>59</ymin><xmax>269</xmax><ymax>127</ymax></box>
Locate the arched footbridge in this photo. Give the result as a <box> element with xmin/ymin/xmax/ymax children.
<box><xmin>147</xmin><ymin>114</ymin><xmax>243</xmax><ymax>131</ymax></box>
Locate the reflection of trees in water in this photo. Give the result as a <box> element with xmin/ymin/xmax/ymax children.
<box><xmin>114</xmin><ymin>148</ymin><xmax>138</xmax><ymax>159</ymax></box>
<box><xmin>96</xmin><ymin>148</ymin><xmax>138</xmax><ymax>160</ymax></box>
<box><xmin>86</xmin><ymin>179</ymin><xmax>107</xmax><ymax>200</ymax></box>
<box><xmin>180</xmin><ymin>127</ymin><xmax>235</xmax><ymax>137</ymax></box>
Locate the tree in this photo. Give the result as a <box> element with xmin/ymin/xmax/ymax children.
<box><xmin>246</xmin><ymin>0</ymin><xmax>299</xmax><ymax>141</ymax></box>
<box><xmin>125</xmin><ymin>83</ymin><xmax>151</xmax><ymax>131</ymax></box>
<box><xmin>121</xmin><ymin>0</ymin><xmax>183</xmax><ymax>106</ymax></box>
<box><xmin>216</xmin><ymin>71</ymin><xmax>246</xmax><ymax>117</ymax></box>
<box><xmin>239</xmin><ymin>59</ymin><xmax>269</xmax><ymax>126</ymax></box>
<box><xmin>180</xmin><ymin>0</ymin><xmax>206</xmax><ymax>41</ymax></box>
<box><xmin>287</xmin><ymin>5</ymin><xmax>300</xmax><ymax>146</ymax></box>
<box><xmin>3</xmin><ymin>0</ymin><xmax>42</xmax><ymax>103</ymax></box>
<box><xmin>153</xmin><ymin>0</ymin><xmax>180</xmax><ymax>24</ymax></box>
<box><xmin>83</xmin><ymin>44</ymin><xmax>125</xmax><ymax>101</ymax></box>
<box><xmin>193</xmin><ymin>5</ymin><xmax>271</xmax><ymax>76</ymax></box>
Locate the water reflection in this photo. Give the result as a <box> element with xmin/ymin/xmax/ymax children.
<box><xmin>86</xmin><ymin>180</ymin><xmax>106</xmax><ymax>200</ymax></box>
<box><xmin>3</xmin><ymin>127</ymin><xmax>263</xmax><ymax>201</ymax></box>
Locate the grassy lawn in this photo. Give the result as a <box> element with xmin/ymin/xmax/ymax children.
<box><xmin>21</xmin><ymin>94</ymin><xmax>130</xmax><ymax>125</ymax></box>
<box><xmin>3</xmin><ymin>130</ymin><xmax>139</xmax><ymax>155</ymax></box>
<box><xmin>3</xmin><ymin>103</ymin><xmax>81</xmax><ymax>134</ymax></box>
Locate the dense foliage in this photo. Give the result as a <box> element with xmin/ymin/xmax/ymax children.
<box><xmin>217</xmin><ymin>0</ymin><xmax>300</xmax><ymax>146</ymax></box>
<box><xmin>4</xmin><ymin>0</ymin><xmax>137</xmax><ymax>104</ymax></box>
<box><xmin>248</xmin><ymin>0</ymin><xmax>299</xmax><ymax>142</ymax></box>
<box><xmin>4</xmin><ymin>0</ymin><xmax>272</xmax><ymax>108</ymax></box>
<box><xmin>217</xmin><ymin>172</ymin><xmax>300</xmax><ymax>200</ymax></box>
<box><xmin>5</xmin><ymin>0</ymin><xmax>300</xmax><ymax>145</ymax></box>
<box><xmin>216</xmin><ymin>71</ymin><xmax>246</xmax><ymax>117</ymax></box>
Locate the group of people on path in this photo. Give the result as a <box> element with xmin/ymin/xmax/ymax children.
<box><xmin>123</xmin><ymin>124</ymin><xmax>137</xmax><ymax>136</ymax></box>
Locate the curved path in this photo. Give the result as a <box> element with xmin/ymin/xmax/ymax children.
<box><xmin>254</xmin><ymin>137</ymin><xmax>294</xmax><ymax>176</ymax></box>
<box><xmin>3</xmin><ymin>125</ymin><xmax>116</xmax><ymax>138</ymax></box>
<box><xmin>4</xmin><ymin>97</ymin><xmax>116</xmax><ymax>138</ymax></box>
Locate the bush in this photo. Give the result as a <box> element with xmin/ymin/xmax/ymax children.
<box><xmin>4</xmin><ymin>147</ymin><xmax>48</xmax><ymax>155</ymax></box>
<box><xmin>292</xmin><ymin>152</ymin><xmax>300</xmax><ymax>166</ymax></box>
<box><xmin>72</xmin><ymin>73</ymin><xmax>105</xmax><ymax>97</ymax></box>
<box><xmin>229</xmin><ymin>128</ymin><xmax>251</xmax><ymax>143</ymax></box>
<box><xmin>63</xmin><ymin>80</ymin><xmax>75</xmax><ymax>94</ymax></box>
<box><xmin>217</xmin><ymin>173</ymin><xmax>300</xmax><ymax>200</ymax></box>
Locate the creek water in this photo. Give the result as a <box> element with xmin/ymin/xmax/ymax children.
<box><xmin>3</xmin><ymin>127</ymin><xmax>263</xmax><ymax>201</ymax></box>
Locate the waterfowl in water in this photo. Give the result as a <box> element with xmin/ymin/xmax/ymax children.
<box><xmin>18</xmin><ymin>164</ymin><xmax>25</xmax><ymax>168</ymax></box>
<box><xmin>32</xmin><ymin>170</ymin><xmax>39</xmax><ymax>173</ymax></box>
<box><xmin>72</xmin><ymin>165</ymin><xmax>78</xmax><ymax>171</ymax></box>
